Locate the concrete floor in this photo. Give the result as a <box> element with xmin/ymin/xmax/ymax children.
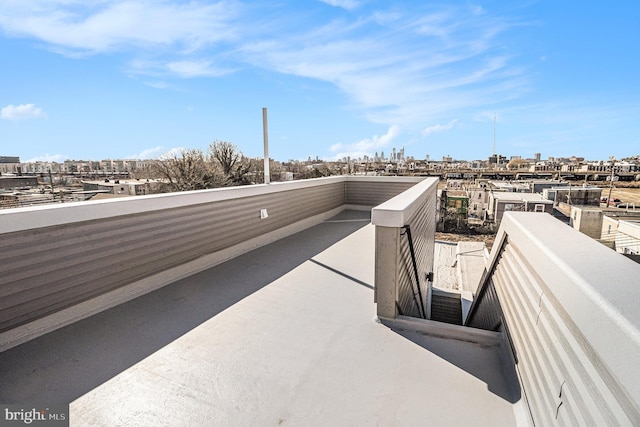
<box><xmin>0</xmin><ymin>210</ymin><xmax>523</xmax><ymax>426</ymax></box>
<box><xmin>433</xmin><ymin>240</ymin><xmax>486</xmax><ymax>293</ymax></box>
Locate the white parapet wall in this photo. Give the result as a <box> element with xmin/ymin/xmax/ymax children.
<box><xmin>467</xmin><ymin>211</ymin><xmax>640</xmax><ymax>425</ymax></box>
<box><xmin>0</xmin><ymin>176</ymin><xmax>422</xmax><ymax>351</ymax></box>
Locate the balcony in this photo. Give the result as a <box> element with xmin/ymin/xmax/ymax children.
<box><xmin>0</xmin><ymin>176</ymin><xmax>638</xmax><ymax>426</ymax></box>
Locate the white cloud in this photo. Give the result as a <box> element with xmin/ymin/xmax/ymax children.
<box><xmin>128</xmin><ymin>146</ymin><xmax>194</xmax><ymax>160</ymax></box>
<box><xmin>0</xmin><ymin>1</ymin><xmax>530</xmax><ymax>143</ymax></box>
<box><xmin>129</xmin><ymin>59</ymin><xmax>235</xmax><ymax>79</ymax></box>
<box><xmin>241</xmin><ymin>4</ymin><xmax>526</xmax><ymax>129</ymax></box>
<box><xmin>470</xmin><ymin>5</ymin><xmax>485</xmax><ymax>16</ymax></box>
<box><xmin>1</xmin><ymin>103</ymin><xmax>47</xmax><ymax>120</ymax></box>
<box><xmin>318</xmin><ymin>0</ymin><xmax>360</xmax><ymax>10</ymax></box>
<box><xmin>143</xmin><ymin>81</ymin><xmax>170</xmax><ymax>90</ymax></box>
<box><xmin>25</xmin><ymin>153</ymin><xmax>67</xmax><ymax>163</ymax></box>
<box><xmin>166</xmin><ymin>60</ymin><xmax>233</xmax><ymax>78</ymax></box>
<box><xmin>158</xmin><ymin>147</ymin><xmax>187</xmax><ymax>160</ymax></box>
<box><xmin>423</xmin><ymin>119</ymin><xmax>458</xmax><ymax>136</ymax></box>
<box><xmin>330</xmin><ymin>125</ymin><xmax>401</xmax><ymax>159</ymax></box>
<box><xmin>127</xmin><ymin>146</ymin><xmax>168</xmax><ymax>159</ymax></box>
<box><xmin>0</xmin><ymin>1</ymin><xmax>241</xmax><ymax>54</ymax></box>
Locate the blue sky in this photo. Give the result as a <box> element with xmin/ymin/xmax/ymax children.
<box><xmin>1</xmin><ymin>1</ymin><xmax>638</xmax><ymax>163</ymax></box>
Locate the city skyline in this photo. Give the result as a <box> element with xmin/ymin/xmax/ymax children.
<box><xmin>1</xmin><ymin>1</ymin><xmax>639</xmax><ymax>163</ymax></box>
<box><xmin>4</xmin><ymin>149</ymin><xmax>640</xmax><ymax>166</ymax></box>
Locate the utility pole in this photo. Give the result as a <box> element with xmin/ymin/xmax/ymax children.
<box><xmin>606</xmin><ymin>156</ymin><xmax>615</xmax><ymax>207</ymax></box>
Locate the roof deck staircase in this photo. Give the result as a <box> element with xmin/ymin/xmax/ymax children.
<box><xmin>430</xmin><ymin>290</ymin><xmax>463</xmax><ymax>325</ymax></box>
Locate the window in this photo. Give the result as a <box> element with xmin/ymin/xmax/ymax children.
<box><xmin>535</xmin><ymin>204</ymin><xmax>545</xmax><ymax>213</ymax></box>
<box><xmin>448</xmin><ymin>199</ymin><xmax>463</xmax><ymax>209</ymax></box>
<box><xmin>504</xmin><ymin>203</ymin><xmax>514</xmax><ymax>211</ymax></box>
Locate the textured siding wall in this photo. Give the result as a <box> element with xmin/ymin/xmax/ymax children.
<box><xmin>372</xmin><ymin>177</ymin><xmax>438</xmax><ymax>319</ymax></box>
<box><xmin>345</xmin><ymin>177</ymin><xmax>422</xmax><ymax>207</ymax></box>
<box><xmin>465</xmin><ymin>275</ymin><xmax>503</xmax><ymax>331</ymax></box>
<box><xmin>468</xmin><ymin>212</ymin><xmax>640</xmax><ymax>426</ymax></box>
<box><xmin>0</xmin><ymin>180</ymin><xmax>345</xmax><ymax>333</ymax></box>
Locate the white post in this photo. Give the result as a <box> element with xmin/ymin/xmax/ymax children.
<box><xmin>262</xmin><ymin>107</ymin><xmax>270</xmax><ymax>184</ymax></box>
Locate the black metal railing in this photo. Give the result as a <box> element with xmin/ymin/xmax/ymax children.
<box><xmin>401</xmin><ymin>224</ymin><xmax>426</xmax><ymax>319</ymax></box>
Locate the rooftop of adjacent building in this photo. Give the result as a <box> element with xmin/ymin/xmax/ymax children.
<box><xmin>490</xmin><ymin>192</ymin><xmax>553</xmax><ymax>203</ymax></box>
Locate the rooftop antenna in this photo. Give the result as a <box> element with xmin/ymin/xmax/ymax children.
<box><xmin>262</xmin><ymin>107</ymin><xmax>270</xmax><ymax>184</ymax></box>
<box><xmin>492</xmin><ymin>112</ymin><xmax>496</xmax><ymax>157</ymax></box>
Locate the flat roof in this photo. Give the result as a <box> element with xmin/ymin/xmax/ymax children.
<box><xmin>544</xmin><ymin>186</ymin><xmax>602</xmax><ymax>193</ymax></box>
<box><xmin>491</xmin><ymin>192</ymin><xmax>553</xmax><ymax>203</ymax></box>
<box><xmin>0</xmin><ymin>210</ymin><xmax>522</xmax><ymax>425</ymax></box>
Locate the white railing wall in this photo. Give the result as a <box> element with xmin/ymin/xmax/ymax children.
<box><xmin>467</xmin><ymin>212</ymin><xmax>640</xmax><ymax>425</ymax></box>
<box><xmin>0</xmin><ymin>176</ymin><xmax>421</xmax><ymax>351</ymax></box>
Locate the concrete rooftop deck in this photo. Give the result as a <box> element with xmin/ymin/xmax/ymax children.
<box><xmin>0</xmin><ymin>210</ymin><xmax>523</xmax><ymax>426</ymax></box>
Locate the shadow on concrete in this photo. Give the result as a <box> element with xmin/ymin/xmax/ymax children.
<box><xmin>390</xmin><ymin>326</ymin><xmax>522</xmax><ymax>403</ymax></box>
<box><xmin>0</xmin><ymin>210</ymin><xmax>370</xmax><ymax>404</ymax></box>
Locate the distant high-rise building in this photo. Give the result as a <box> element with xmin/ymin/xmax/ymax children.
<box><xmin>489</xmin><ymin>154</ymin><xmax>506</xmax><ymax>165</ymax></box>
<box><xmin>534</xmin><ymin>153</ymin><xmax>541</xmax><ymax>162</ymax></box>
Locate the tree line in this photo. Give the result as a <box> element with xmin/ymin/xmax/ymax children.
<box><xmin>151</xmin><ymin>141</ymin><xmax>252</xmax><ymax>192</ymax></box>
<box><xmin>150</xmin><ymin>140</ymin><xmax>337</xmax><ymax>192</ymax></box>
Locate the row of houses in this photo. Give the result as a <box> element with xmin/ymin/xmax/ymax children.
<box><xmin>4</xmin><ymin>153</ymin><xmax>640</xmax><ymax>177</ymax></box>
<box><xmin>0</xmin><ymin>177</ymin><xmax>163</xmax><ymax>209</ymax></box>
<box><xmin>0</xmin><ymin>158</ymin><xmax>152</xmax><ymax>175</ymax></box>
<box><xmin>560</xmin><ymin>204</ymin><xmax>640</xmax><ymax>259</ymax></box>
<box><xmin>439</xmin><ymin>179</ymin><xmax>604</xmax><ymax>231</ymax></box>
<box><xmin>439</xmin><ymin>177</ymin><xmax>640</xmax><ymax>260</ymax></box>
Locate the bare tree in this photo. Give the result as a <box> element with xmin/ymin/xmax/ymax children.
<box><xmin>149</xmin><ymin>142</ymin><xmax>253</xmax><ymax>193</ymax></box>
<box><xmin>151</xmin><ymin>148</ymin><xmax>222</xmax><ymax>192</ymax></box>
<box><xmin>209</xmin><ymin>141</ymin><xmax>240</xmax><ymax>176</ymax></box>
<box><xmin>208</xmin><ymin>141</ymin><xmax>252</xmax><ymax>186</ymax></box>
<box><xmin>507</xmin><ymin>158</ymin><xmax>530</xmax><ymax>170</ymax></box>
